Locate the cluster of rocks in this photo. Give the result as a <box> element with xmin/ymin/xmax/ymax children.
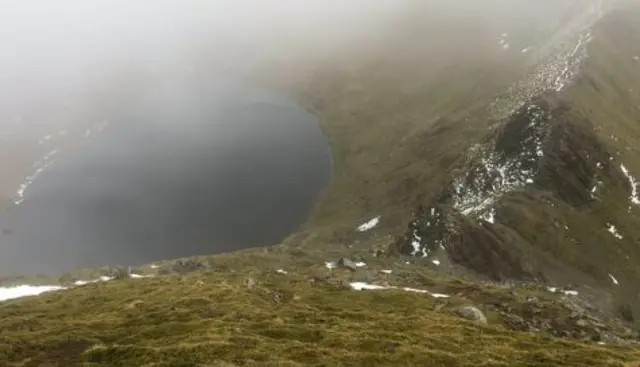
<box><xmin>490</xmin><ymin>297</ymin><xmax>639</xmax><ymax>346</ymax></box>
<box><xmin>157</xmin><ymin>259</ymin><xmax>213</xmax><ymax>275</ymax></box>
<box><xmin>446</xmin><ymin>298</ymin><xmax>639</xmax><ymax>346</ymax></box>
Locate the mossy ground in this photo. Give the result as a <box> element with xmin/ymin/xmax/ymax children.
<box><xmin>2</xmin><ymin>267</ymin><xmax>640</xmax><ymax>367</ymax></box>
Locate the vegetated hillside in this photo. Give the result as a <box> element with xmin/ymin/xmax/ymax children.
<box><xmin>4</xmin><ymin>268</ymin><xmax>640</xmax><ymax>367</ymax></box>
<box><xmin>3</xmin><ymin>0</ymin><xmax>640</xmax><ymax>366</ymax></box>
<box><xmin>270</xmin><ymin>0</ymin><xmax>640</xmax><ymax>325</ymax></box>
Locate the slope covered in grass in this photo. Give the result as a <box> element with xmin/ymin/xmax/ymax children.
<box><xmin>3</xmin><ymin>269</ymin><xmax>640</xmax><ymax>367</ymax></box>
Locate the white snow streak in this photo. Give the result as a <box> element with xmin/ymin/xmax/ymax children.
<box><xmin>481</xmin><ymin>208</ymin><xmax>496</xmax><ymax>223</ymax></box>
<box><xmin>547</xmin><ymin>287</ymin><xmax>579</xmax><ymax>296</ymax></box>
<box><xmin>620</xmin><ymin>164</ymin><xmax>640</xmax><ymax>206</ymax></box>
<box><xmin>608</xmin><ymin>273</ymin><xmax>619</xmax><ymax>286</ymax></box>
<box><xmin>0</xmin><ymin>272</ymin><xmax>156</xmax><ymax>302</ymax></box>
<box><xmin>606</xmin><ymin>223</ymin><xmax>623</xmax><ymax>240</ymax></box>
<box><xmin>349</xmin><ymin>282</ymin><xmax>449</xmax><ymax>298</ymax></box>
<box><xmin>0</xmin><ymin>285</ymin><xmax>65</xmax><ymax>302</ymax></box>
<box><xmin>325</xmin><ymin>262</ymin><xmax>337</xmax><ymax>270</ymax></box>
<box><xmin>357</xmin><ymin>216</ymin><xmax>380</xmax><ymax>232</ymax></box>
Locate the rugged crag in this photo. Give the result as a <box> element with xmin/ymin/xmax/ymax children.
<box><xmin>262</xmin><ymin>0</ymin><xmax>640</xmax><ymax>327</ymax></box>
<box><xmin>390</xmin><ymin>3</ymin><xmax>640</xmax><ymax>324</ymax></box>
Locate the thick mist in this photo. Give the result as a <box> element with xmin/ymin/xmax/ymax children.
<box><xmin>0</xmin><ymin>0</ymin><xmax>586</xmax><ymax>116</ymax></box>
<box><xmin>0</xmin><ymin>0</ymin><xmax>597</xmax><ymax>276</ymax></box>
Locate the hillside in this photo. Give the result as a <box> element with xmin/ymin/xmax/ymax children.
<box><xmin>2</xmin><ymin>0</ymin><xmax>640</xmax><ymax>366</ymax></box>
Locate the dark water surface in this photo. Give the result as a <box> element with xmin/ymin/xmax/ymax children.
<box><xmin>0</xmin><ymin>78</ymin><xmax>331</xmax><ymax>276</ymax></box>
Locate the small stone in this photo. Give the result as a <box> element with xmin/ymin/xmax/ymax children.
<box><xmin>454</xmin><ymin>306</ymin><xmax>488</xmax><ymax>325</ymax></box>
<box><xmin>245</xmin><ymin>277</ymin><xmax>256</xmax><ymax>290</ymax></box>
<box><xmin>576</xmin><ymin>319</ymin><xmax>589</xmax><ymax>327</ymax></box>
<box><xmin>338</xmin><ymin>257</ymin><xmax>358</xmax><ymax>271</ymax></box>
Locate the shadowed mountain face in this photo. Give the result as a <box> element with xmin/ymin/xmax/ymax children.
<box><xmin>0</xmin><ymin>78</ymin><xmax>331</xmax><ymax>276</ymax></box>
<box><xmin>245</xmin><ymin>0</ymin><xmax>640</xmax><ymax>324</ymax></box>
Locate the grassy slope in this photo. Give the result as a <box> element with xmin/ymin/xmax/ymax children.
<box><xmin>3</xmin><ymin>270</ymin><xmax>640</xmax><ymax>367</ymax></box>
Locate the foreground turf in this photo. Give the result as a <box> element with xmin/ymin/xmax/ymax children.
<box><xmin>1</xmin><ymin>268</ymin><xmax>640</xmax><ymax>367</ymax></box>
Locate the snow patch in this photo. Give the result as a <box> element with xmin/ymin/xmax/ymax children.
<box><xmin>432</xmin><ymin>259</ymin><xmax>441</xmax><ymax>266</ymax></box>
<box><xmin>480</xmin><ymin>208</ymin><xmax>496</xmax><ymax>223</ymax></box>
<box><xmin>325</xmin><ymin>262</ymin><xmax>337</xmax><ymax>270</ymax></box>
<box><xmin>452</xmin><ymin>104</ymin><xmax>546</xmax><ymax>218</ymax></box>
<box><xmin>0</xmin><ymin>285</ymin><xmax>65</xmax><ymax>302</ymax></box>
<box><xmin>130</xmin><ymin>273</ymin><xmax>152</xmax><ymax>279</ymax></box>
<box><xmin>357</xmin><ymin>216</ymin><xmax>380</xmax><ymax>232</ymax></box>
<box><xmin>547</xmin><ymin>286</ymin><xmax>579</xmax><ymax>296</ymax></box>
<box><xmin>74</xmin><ymin>276</ymin><xmax>114</xmax><ymax>285</ymax></box>
<box><xmin>276</xmin><ymin>269</ymin><xmax>288</xmax><ymax>275</ymax></box>
<box><xmin>355</xmin><ymin>262</ymin><xmax>367</xmax><ymax>268</ymax></box>
<box><xmin>605</xmin><ymin>223</ymin><xmax>623</xmax><ymax>240</ymax></box>
<box><xmin>620</xmin><ymin>164</ymin><xmax>640</xmax><ymax>206</ymax></box>
<box><xmin>410</xmin><ymin>230</ymin><xmax>422</xmax><ymax>256</ymax></box>
<box><xmin>349</xmin><ymin>282</ymin><xmax>450</xmax><ymax>298</ymax></box>
<box><xmin>349</xmin><ymin>282</ymin><xmax>387</xmax><ymax>291</ymax></box>
<box><xmin>608</xmin><ymin>273</ymin><xmax>619</xmax><ymax>286</ymax></box>
<box><xmin>489</xmin><ymin>2</ymin><xmax>607</xmax><ymax>125</ymax></box>
<box><xmin>380</xmin><ymin>269</ymin><xmax>393</xmax><ymax>274</ymax></box>
<box><xmin>14</xmin><ymin>159</ymin><xmax>57</xmax><ymax>205</ymax></box>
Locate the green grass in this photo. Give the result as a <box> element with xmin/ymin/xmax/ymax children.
<box><xmin>2</xmin><ymin>270</ymin><xmax>640</xmax><ymax>367</ymax></box>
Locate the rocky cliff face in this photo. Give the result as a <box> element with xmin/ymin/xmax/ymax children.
<box><xmin>246</xmin><ymin>0</ymin><xmax>640</xmax><ymax>326</ymax></box>
<box><xmin>386</xmin><ymin>1</ymin><xmax>640</xmax><ymax>323</ymax></box>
